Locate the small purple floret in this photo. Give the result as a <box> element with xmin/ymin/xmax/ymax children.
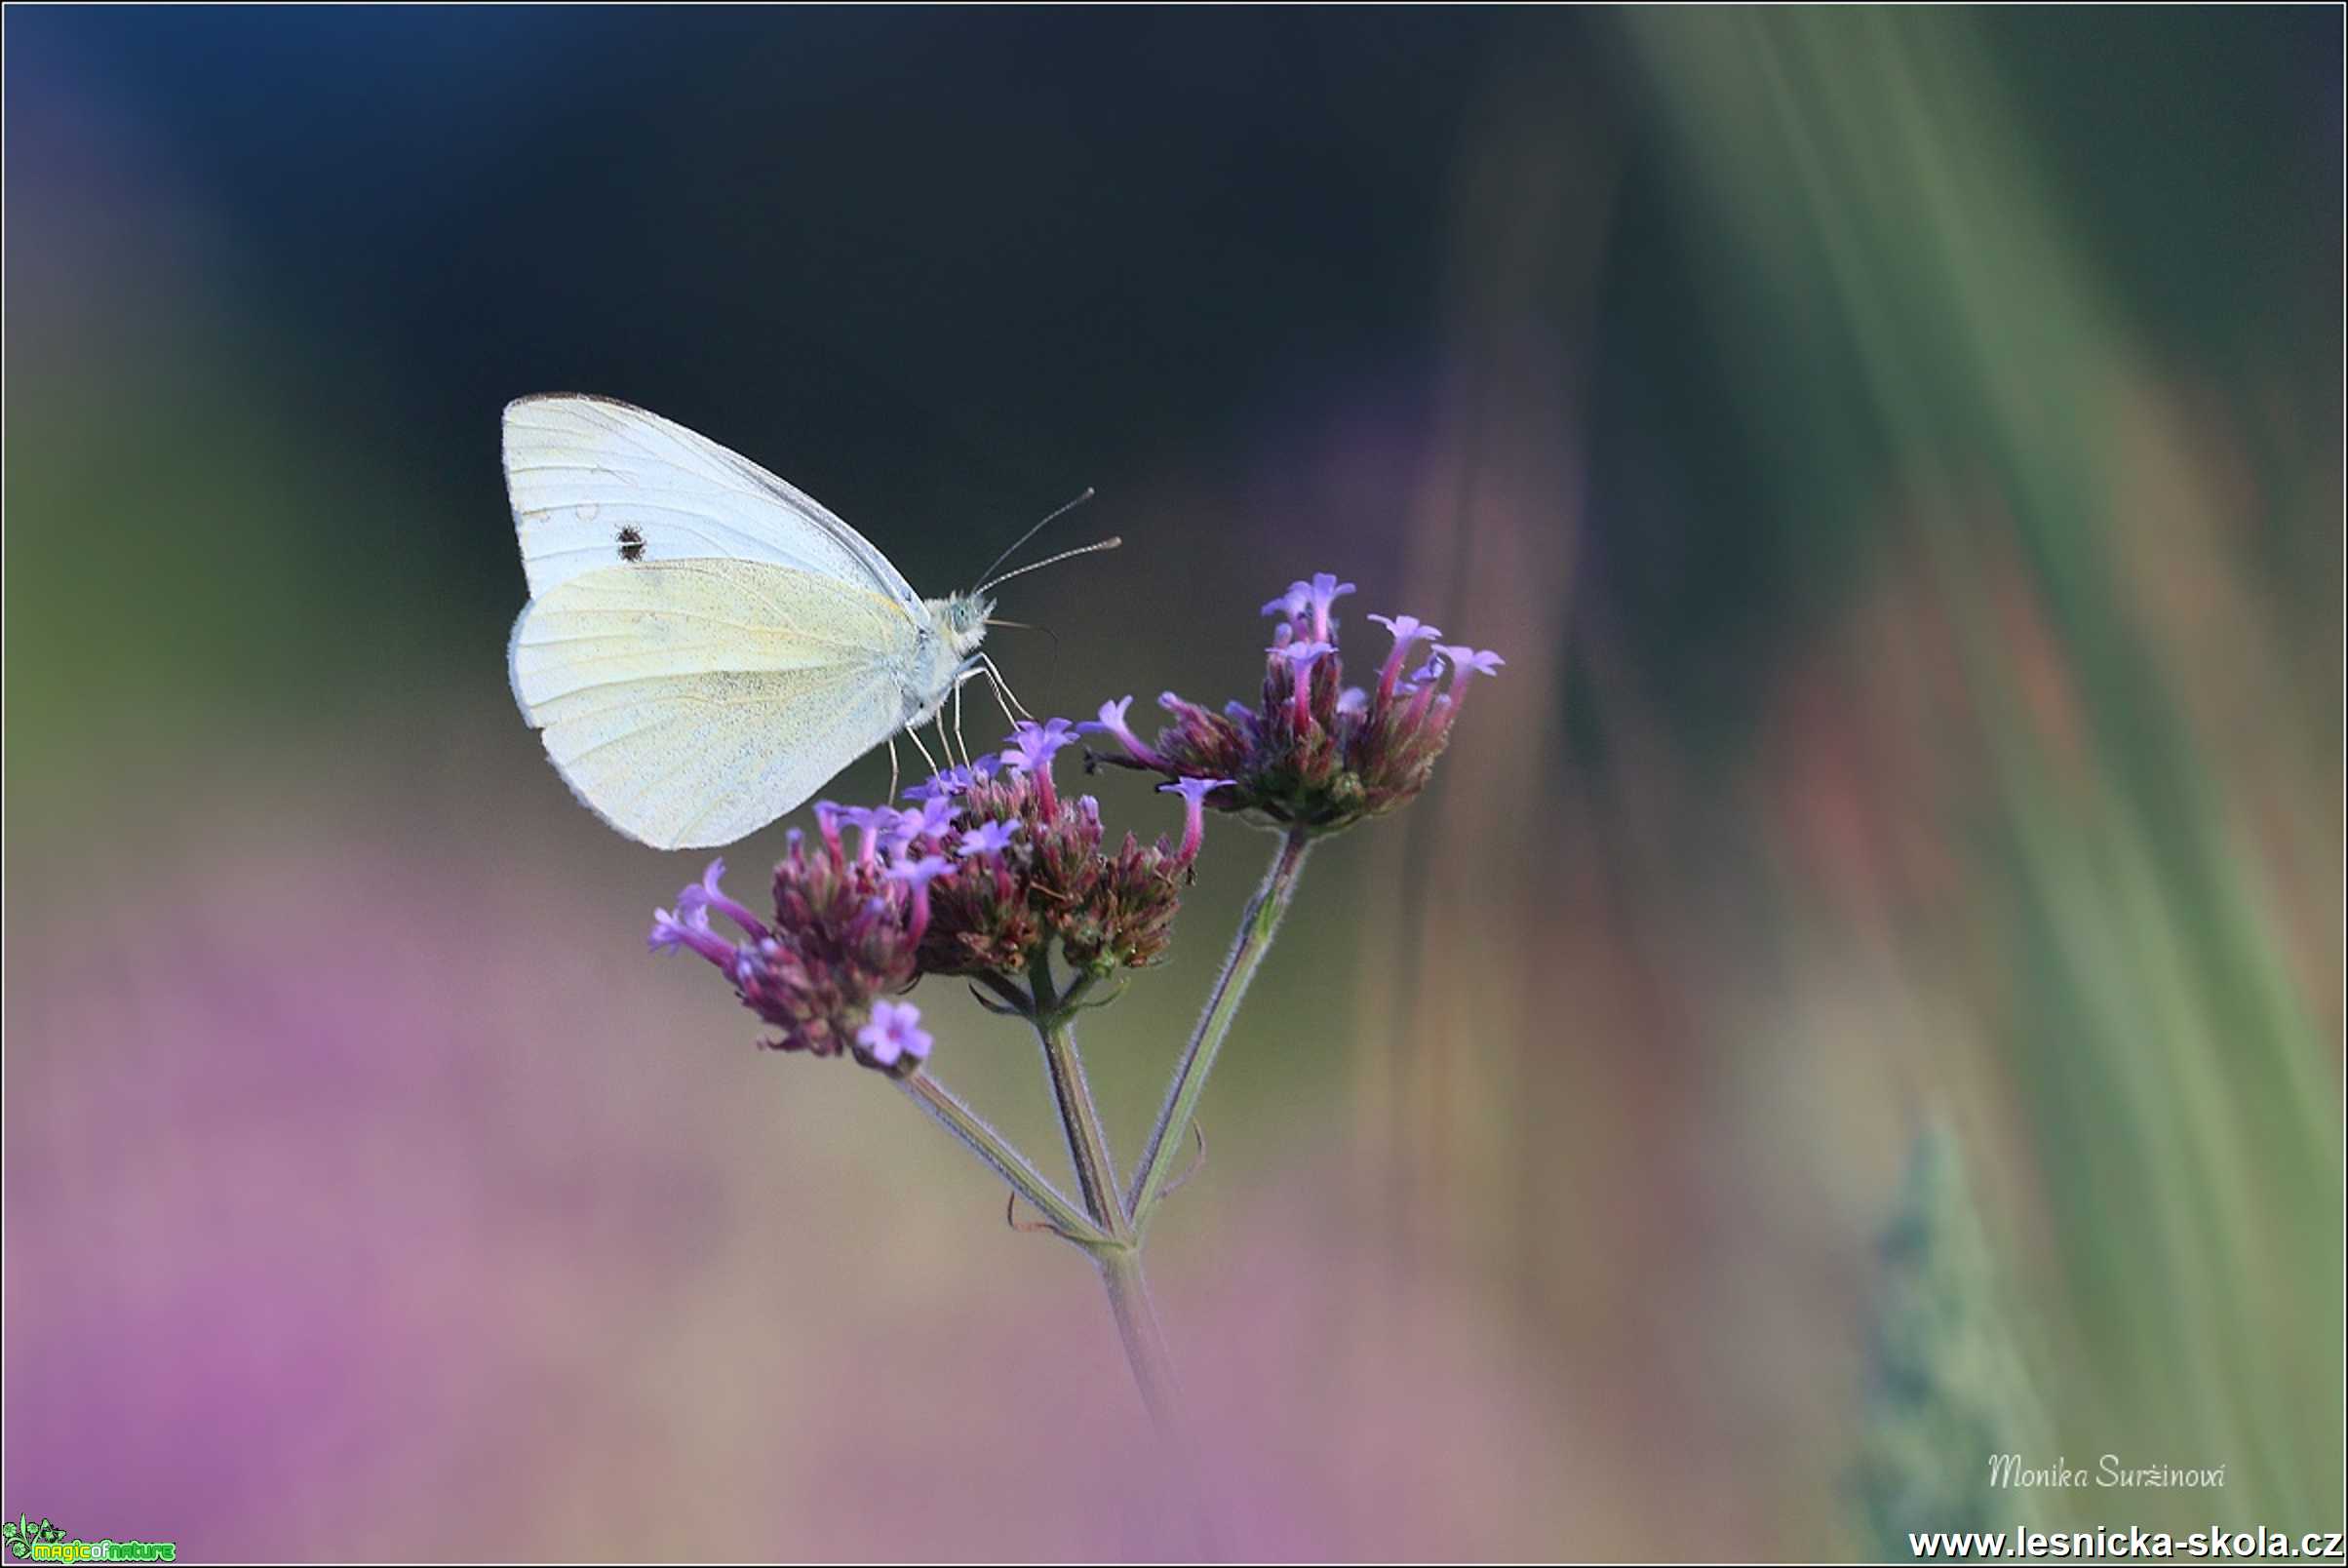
<box><xmin>1264</xmin><ymin>573</ymin><xmax>1355</xmax><ymax>641</ymax></box>
<box><xmin>884</xmin><ymin>852</ymin><xmax>953</xmax><ymax>890</ymax></box>
<box><xmin>1158</xmin><ymin>775</ymin><xmax>1235</xmax><ymax>863</ymax></box>
<box><xmin>1000</xmin><ymin>717</ymin><xmax>1079</xmax><ymax>773</ymax></box>
<box><xmin>1269</xmin><ymin>639</ymin><xmax>1336</xmax><ymax>668</ymax></box>
<box><xmin>1269</xmin><ymin>640</ymin><xmax>1336</xmax><ymax>728</ymax></box>
<box><xmin>837</xmin><ymin>805</ymin><xmax>892</xmax><ymax>864</ymax></box>
<box><xmin>1262</xmin><ymin>582</ymin><xmax>1311</xmax><ymax>621</ymax></box>
<box><xmin>1432</xmin><ymin>644</ymin><xmax>1506</xmax><ymax>710</ymax></box>
<box><xmin>1370</xmin><ymin>613</ymin><xmax>1443</xmax><ymax>701</ymax></box>
<box><xmin>812</xmin><ymin>801</ymin><xmax>846</xmax><ymax>856</ymax></box>
<box><xmin>1369</xmin><ymin>612</ymin><xmax>1441</xmax><ymax>647</ymax></box>
<box><xmin>647</xmin><ymin>901</ymin><xmax>734</xmax><ymax>967</ymax></box>
<box><xmin>1435</xmin><ymin>645</ymin><xmax>1506</xmax><ymax>679</ymax></box>
<box><xmin>904</xmin><ymin>793</ymin><xmax>958</xmax><ymax>842</ymax></box>
<box><xmin>651</xmin><ymin>858</ymin><xmax>773</xmax><ymax>968</ymax></box>
<box><xmin>1000</xmin><ymin>718</ymin><xmax>1076</xmax><ymax>813</ymax></box>
<box><xmin>957</xmin><ymin>819</ymin><xmax>1023</xmax><ymax>859</ymax></box>
<box><xmin>883</xmin><ymin>851</ymin><xmax>954</xmax><ymax>942</ymax></box>
<box><xmin>1080</xmin><ymin>694</ymin><xmax>1165</xmax><ymax>768</ymax></box>
<box><xmin>856</xmin><ymin>999</ymin><xmax>932</xmax><ymax>1069</ymax></box>
<box><xmin>677</xmin><ymin>857</ymin><xmax>766</xmax><ymax>936</ymax></box>
<box><xmin>1304</xmin><ymin>573</ymin><xmax>1355</xmax><ymax>641</ymax></box>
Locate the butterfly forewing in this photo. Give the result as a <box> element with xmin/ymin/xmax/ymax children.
<box><xmin>502</xmin><ymin>394</ymin><xmax>921</xmax><ymax>606</ymax></box>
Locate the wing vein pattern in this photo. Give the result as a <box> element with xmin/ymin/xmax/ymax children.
<box><xmin>509</xmin><ymin>555</ymin><xmax>918</xmax><ymax>849</ymax></box>
<box><xmin>502</xmin><ymin>394</ymin><xmax>920</xmax><ymax>605</ymax></box>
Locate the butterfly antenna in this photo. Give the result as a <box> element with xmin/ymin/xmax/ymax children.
<box><xmin>976</xmin><ymin>536</ymin><xmax>1121</xmax><ymax>596</ymax></box>
<box><xmin>972</xmin><ymin>488</ymin><xmax>1097</xmax><ymax>589</ymax></box>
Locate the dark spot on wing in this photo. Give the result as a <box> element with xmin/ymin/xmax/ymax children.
<box><xmin>617</xmin><ymin>526</ymin><xmax>646</xmax><ymax>563</ymax></box>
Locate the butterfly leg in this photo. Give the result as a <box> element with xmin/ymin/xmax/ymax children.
<box><xmin>906</xmin><ymin>724</ymin><xmax>942</xmax><ymax>784</ymax></box>
<box><xmin>975</xmin><ymin>661</ymin><xmax>1014</xmax><ymax>728</ymax></box>
<box><xmin>885</xmin><ymin>732</ymin><xmax>902</xmax><ymax>803</ymax></box>
<box><xmin>975</xmin><ymin>652</ymin><xmax>1036</xmax><ymax>724</ymax></box>
<box><xmin>932</xmin><ymin>709</ymin><xmax>961</xmax><ymax>775</ymax></box>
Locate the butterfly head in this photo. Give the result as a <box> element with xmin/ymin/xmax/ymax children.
<box><xmin>940</xmin><ymin>591</ymin><xmax>995</xmax><ymax>657</ymax></box>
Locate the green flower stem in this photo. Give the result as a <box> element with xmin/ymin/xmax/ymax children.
<box><xmin>1127</xmin><ymin>826</ymin><xmax>1312</xmax><ymax>1232</ymax></box>
<box><xmin>1030</xmin><ymin>959</ymin><xmax>1206</xmax><ymax>1506</ymax></box>
<box><xmin>1098</xmin><ymin>1240</ymin><xmax>1220</xmax><ymax>1555</ymax></box>
<box><xmin>1095</xmin><ymin>1242</ymin><xmax>1183</xmax><ymax>1434</ymax></box>
<box><xmin>1031</xmin><ymin>960</ymin><xmax>1131</xmax><ymax>1241</ymax></box>
<box><xmin>897</xmin><ymin>1068</ymin><xmax>1108</xmax><ymax>1247</ymax></box>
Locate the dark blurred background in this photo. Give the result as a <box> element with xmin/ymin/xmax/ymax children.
<box><xmin>6</xmin><ymin>8</ymin><xmax>2340</xmax><ymax>1559</ymax></box>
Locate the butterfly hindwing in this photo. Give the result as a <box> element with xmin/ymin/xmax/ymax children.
<box><xmin>509</xmin><ymin>558</ymin><xmax>918</xmax><ymax>848</ymax></box>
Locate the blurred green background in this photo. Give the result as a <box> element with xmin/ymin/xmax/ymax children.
<box><xmin>5</xmin><ymin>8</ymin><xmax>2339</xmax><ymax>1559</ymax></box>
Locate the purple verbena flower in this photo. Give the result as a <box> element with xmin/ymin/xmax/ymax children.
<box><xmin>855</xmin><ymin>999</ymin><xmax>932</xmax><ymax>1073</ymax></box>
<box><xmin>883</xmin><ymin>852</ymin><xmax>954</xmax><ymax>942</ymax></box>
<box><xmin>811</xmin><ymin>801</ymin><xmax>846</xmax><ymax>857</ymax></box>
<box><xmin>902</xmin><ymin>772</ymin><xmax>958</xmax><ymax>804</ymax></box>
<box><xmin>837</xmin><ymin>805</ymin><xmax>892</xmax><ymax>864</ymax></box>
<box><xmin>1262</xmin><ymin>582</ymin><xmax>1311</xmax><ymax>622</ymax></box>
<box><xmin>1432</xmin><ymin>644</ymin><xmax>1506</xmax><ymax>710</ymax></box>
<box><xmin>676</xmin><ymin>857</ymin><xmax>766</xmax><ymax>937</ymax></box>
<box><xmin>901</xmin><ymin>792</ymin><xmax>959</xmax><ymax>843</ymax></box>
<box><xmin>1369</xmin><ymin>611</ymin><xmax>1441</xmax><ymax>644</ymax></box>
<box><xmin>1158</xmin><ymin>776</ymin><xmax>1234</xmax><ymax>862</ymax></box>
<box><xmin>999</xmin><ymin>718</ymin><xmax>1077</xmax><ymax>814</ymax></box>
<box><xmin>956</xmin><ymin>818</ymin><xmax>1023</xmax><ymax>860</ymax></box>
<box><xmin>655</xmin><ymin>722</ymin><xmax>1206</xmax><ymax>1061</ymax></box>
<box><xmin>1085</xmin><ymin>574</ymin><xmax>1505</xmax><ymax>837</ymax></box>
<box><xmin>1264</xmin><ymin>572</ymin><xmax>1355</xmax><ymax>642</ymax></box>
<box><xmin>1369</xmin><ymin>612</ymin><xmax>1443</xmax><ymax>703</ymax></box>
<box><xmin>648</xmin><ymin>901</ymin><xmax>734</xmax><ymax>967</ymax></box>
<box><xmin>878</xmin><ymin>808</ymin><xmax>924</xmax><ymax>858</ymax></box>
<box><xmin>1269</xmin><ymin>638</ymin><xmax>1338</xmax><ymax>667</ymax></box>
<box><xmin>1303</xmin><ymin>572</ymin><xmax>1355</xmax><ymax>641</ymax></box>
<box><xmin>1269</xmin><ymin>639</ymin><xmax>1337</xmax><ymax>729</ymax></box>
<box><xmin>906</xmin><ymin>756</ymin><xmax>1000</xmax><ymax>804</ymax></box>
<box><xmin>1080</xmin><ymin>695</ymin><xmax>1166</xmax><ymax>769</ymax></box>
<box><xmin>1000</xmin><ymin>717</ymin><xmax>1079</xmax><ymax>773</ymax></box>
<box><xmin>885</xmin><ymin>852</ymin><xmax>954</xmax><ymax>888</ymax></box>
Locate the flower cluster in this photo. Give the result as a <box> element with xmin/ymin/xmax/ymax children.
<box><xmin>1084</xmin><ymin>571</ymin><xmax>1503</xmax><ymax>836</ymax></box>
<box><xmin>649</xmin><ymin>720</ymin><xmax>1220</xmax><ymax>1073</ymax></box>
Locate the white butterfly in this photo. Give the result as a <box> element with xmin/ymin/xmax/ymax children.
<box><xmin>503</xmin><ymin>394</ymin><xmax>1011</xmax><ymax>850</ymax></box>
